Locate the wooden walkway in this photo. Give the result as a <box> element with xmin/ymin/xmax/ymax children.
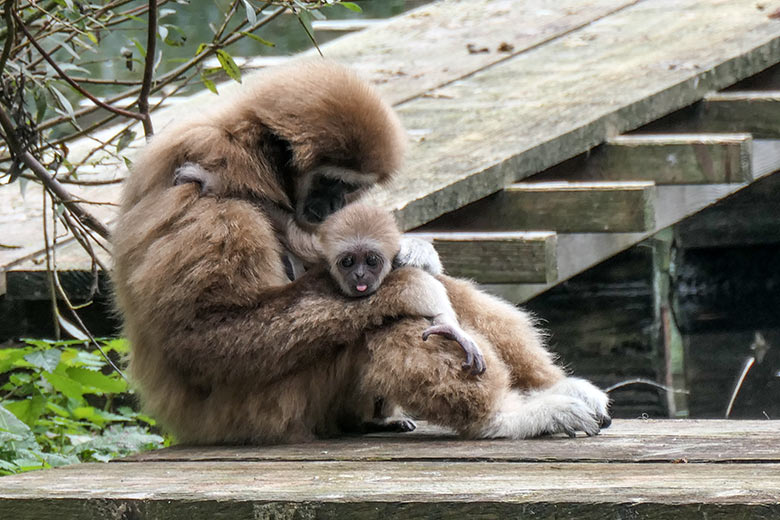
<box><xmin>3</xmin><ymin>0</ymin><xmax>780</xmax><ymax>303</ymax></box>
<box><xmin>1</xmin><ymin>420</ymin><xmax>779</xmax><ymax>518</ymax></box>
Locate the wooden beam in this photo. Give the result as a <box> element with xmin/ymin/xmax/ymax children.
<box><xmin>418</xmin><ymin>182</ymin><xmax>656</xmax><ymax>233</ymax></box>
<box><xmin>407</xmin><ymin>232</ymin><xmax>557</xmax><ymax>284</ymax></box>
<box><xmin>552</xmin><ymin>133</ymin><xmax>753</xmax><ymax>184</ymax></box>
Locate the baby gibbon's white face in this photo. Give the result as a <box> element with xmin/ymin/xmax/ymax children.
<box><xmin>332</xmin><ymin>245</ymin><xmax>391</xmax><ymax>297</ymax></box>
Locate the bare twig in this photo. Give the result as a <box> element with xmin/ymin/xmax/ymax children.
<box><xmin>605</xmin><ymin>378</ymin><xmax>689</xmax><ymax>395</ymax></box>
<box><xmin>137</xmin><ymin>0</ymin><xmax>158</xmax><ymax>137</ymax></box>
<box><xmin>13</xmin><ymin>5</ymin><xmax>285</xmax><ymax>134</ymax></box>
<box><xmin>725</xmin><ymin>356</ymin><xmax>755</xmax><ymax>418</ymax></box>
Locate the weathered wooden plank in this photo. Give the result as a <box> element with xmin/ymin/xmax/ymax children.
<box><xmin>483</xmin><ymin>140</ymin><xmax>780</xmax><ymax>303</ymax></box>
<box><xmin>376</xmin><ymin>0</ymin><xmax>780</xmax><ymax>230</ymax></box>
<box><xmin>0</xmin><ymin>0</ymin><xmax>641</xmax><ymax>294</ymax></box>
<box><xmin>120</xmin><ymin>420</ymin><xmax>780</xmax><ymax>464</ymax></box>
<box><xmin>312</xmin><ymin>19</ymin><xmax>384</xmax><ymax>32</ymax></box>
<box><xmin>1</xmin><ymin>462</ymin><xmax>779</xmax><ymax>520</ymax></box>
<box><xmin>696</xmin><ymin>91</ymin><xmax>780</xmax><ymax>138</ymax></box>
<box><xmin>419</xmin><ymin>181</ymin><xmax>656</xmax><ymax>233</ymax></box>
<box><xmin>548</xmin><ymin>133</ymin><xmax>754</xmax><ymax>184</ymax></box>
<box><xmin>407</xmin><ymin>231</ymin><xmax>557</xmax><ymax>283</ymax></box>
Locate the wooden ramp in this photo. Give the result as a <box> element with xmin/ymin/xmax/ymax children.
<box><xmin>3</xmin><ymin>0</ymin><xmax>780</xmax><ymax>304</ymax></box>
<box><xmin>1</xmin><ymin>420</ymin><xmax>779</xmax><ymax>518</ymax></box>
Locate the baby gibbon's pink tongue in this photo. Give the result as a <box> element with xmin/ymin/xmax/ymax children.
<box><xmin>356</xmin><ymin>284</ymin><xmax>368</xmax><ymax>292</ymax></box>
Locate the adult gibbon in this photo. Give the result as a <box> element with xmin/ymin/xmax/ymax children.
<box><xmin>112</xmin><ymin>61</ymin><xmax>609</xmax><ymax>444</ymax></box>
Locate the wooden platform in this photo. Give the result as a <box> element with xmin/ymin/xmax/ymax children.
<box><xmin>1</xmin><ymin>420</ymin><xmax>778</xmax><ymax>519</ymax></box>
<box><xmin>4</xmin><ymin>0</ymin><xmax>780</xmax><ymax>304</ymax></box>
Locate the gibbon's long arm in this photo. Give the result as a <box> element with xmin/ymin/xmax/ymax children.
<box><xmin>164</xmin><ymin>266</ymin><xmax>440</xmax><ymax>386</ymax></box>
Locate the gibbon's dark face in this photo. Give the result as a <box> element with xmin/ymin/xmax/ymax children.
<box><xmin>335</xmin><ymin>247</ymin><xmax>387</xmax><ymax>297</ymax></box>
<box><xmin>293</xmin><ymin>167</ymin><xmax>371</xmax><ymax>230</ymax></box>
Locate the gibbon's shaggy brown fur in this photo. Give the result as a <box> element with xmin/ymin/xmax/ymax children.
<box><xmin>112</xmin><ymin>60</ymin><xmax>610</xmax><ymax>445</ymax></box>
<box><xmin>318</xmin><ymin>203</ymin><xmax>485</xmax><ymax>375</ymax></box>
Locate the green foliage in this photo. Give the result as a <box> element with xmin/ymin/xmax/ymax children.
<box><xmin>0</xmin><ymin>339</ymin><xmax>164</xmax><ymax>476</ymax></box>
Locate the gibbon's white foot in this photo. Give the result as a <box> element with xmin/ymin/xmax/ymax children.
<box><xmin>395</xmin><ymin>236</ymin><xmax>443</xmax><ymax>276</ymax></box>
<box><xmin>548</xmin><ymin>377</ymin><xmax>611</xmax><ymax>428</ymax></box>
<box><xmin>480</xmin><ymin>389</ymin><xmax>601</xmax><ymax>439</ymax></box>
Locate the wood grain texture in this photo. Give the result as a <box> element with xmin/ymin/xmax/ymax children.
<box><xmin>378</xmin><ymin>0</ymin><xmax>780</xmax><ymax>230</ymax></box>
<box><xmin>408</xmin><ymin>231</ymin><xmax>557</xmax><ymax>283</ymax></box>
<box><xmin>556</xmin><ymin>133</ymin><xmax>754</xmax><ymax>184</ymax></box>
<box><xmin>418</xmin><ymin>181</ymin><xmax>656</xmax><ymax>233</ymax></box>
<box><xmin>3</xmin><ymin>420</ymin><xmax>780</xmax><ymax>519</ymax></box>
<box><xmin>118</xmin><ymin>420</ymin><xmax>780</xmax><ymax>464</ymax></box>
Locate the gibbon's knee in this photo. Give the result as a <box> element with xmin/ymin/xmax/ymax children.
<box><xmin>360</xmin><ymin>318</ymin><xmax>511</xmax><ymax>433</ymax></box>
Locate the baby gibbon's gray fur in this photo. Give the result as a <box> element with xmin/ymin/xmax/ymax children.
<box><xmin>112</xmin><ymin>60</ymin><xmax>609</xmax><ymax>445</ymax></box>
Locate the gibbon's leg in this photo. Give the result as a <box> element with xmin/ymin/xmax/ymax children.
<box><xmin>439</xmin><ymin>275</ymin><xmax>611</xmax><ymax>427</ymax></box>
<box><xmin>360</xmin><ymin>318</ymin><xmax>602</xmax><ymax>439</ymax></box>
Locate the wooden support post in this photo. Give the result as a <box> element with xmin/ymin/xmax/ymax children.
<box><xmin>418</xmin><ymin>182</ymin><xmax>656</xmax><ymax>234</ymax></box>
<box><xmin>407</xmin><ymin>231</ymin><xmax>557</xmax><ymax>284</ymax></box>
<box><xmin>565</xmin><ymin>134</ymin><xmax>753</xmax><ymax>184</ymax></box>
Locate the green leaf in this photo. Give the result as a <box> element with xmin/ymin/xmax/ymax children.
<box><xmin>66</xmin><ymin>367</ymin><xmax>126</xmax><ymax>394</ymax></box>
<box><xmin>116</xmin><ymin>129</ymin><xmax>136</xmax><ymax>152</ymax></box>
<box><xmin>215</xmin><ymin>49</ymin><xmax>242</xmax><ymax>83</ymax></box>
<box><xmin>4</xmin><ymin>394</ymin><xmax>46</xmax><ymax>427</ymax></box>
<box><xmin>33</xmin><ymin>89</ymin><xmax>47</xmax><ymax>124</ymax></box>
<box><xmin>162</xmin><ymin>25</ymin><xmax>187</xmax><ymax>47</ymax></box>
<box><xmin>130</xmin><ymin>37</ymin><xmax>147</xmax><ymax>58</ymax></box>
<box><xmin>43</xmin><ymin>371</ymin><xmax>85</xmax><ymax>403</ymax></box>
<box><xmin>103</xmin><ymin>339</ymin><xmax>130</xmax><ymax>354</ymax></box>
<box><xmin>195</xmin><ymin>42</ymin><xmax>209</xmax><ymax>55</ymax></box>
<box><xmin>242</xmin><ymin>0</ymin><xmax>257</xmax><ymax>25</ymax></box>
<box><xmin>201</xmin><ymin>74</ymin><xmax>218</xmax><ymax>94</ymax></box>
<box><xmin>45</xmin><ymin>401</ymin><xmax>71</xmax><ymax>418</ymax></box>
<box><xmin>0</xmin><ymin>404</ymin><xmax>38</xmax><ymax>450</ymax></box>
<box><xmin>24</xmin><ymin>349</ymin><xmax>62</xmax><ymax>373</ymax></box>
<box><xmin>340</xmin><ymin>2</ymin><xmax>362</xmax><ymax>12</ymax></box>
<box><xmin>241</xmin><ymin>32</ymin><xmax>275</xmax><ymax>47</ymax></box>
<box><xmin>48</xmin><ymin>85</ymin><xmax>75</xmax><ymax>121</ymax></box>
<box><xmin>0</xmin><ymin>348</ymin><xmax>28</xmax><ymax>374</ymax></box>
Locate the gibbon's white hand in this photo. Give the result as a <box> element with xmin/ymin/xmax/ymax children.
<box><xmin>394</xmin><ymin>237</ymin><xmax>443</xmax><ymax>276</ymax></box>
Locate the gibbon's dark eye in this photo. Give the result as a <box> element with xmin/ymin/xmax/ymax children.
<box><xmin>340</xmin><ymin>255</ymin><xmax>354</xmax><ymax>268</ymax></box>
<box><xmin>366</xmin><ymin>254</ymin><xmax>379</xmax><ymax>267</ymax></box>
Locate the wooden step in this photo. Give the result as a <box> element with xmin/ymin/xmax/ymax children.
<box><xmin>642</xmin><ymin>91</ymin><xmax>780</xmax><ymax>138</ymax></box>
<box><xmin>696</xmin><ymin>91</ymin><xmax>780</xmax><ymax>138</ymax></box>
<box><xmin>407</xmin><ymin>231</ymin><xmax>557</xmax><ymax>284</ymax></box>
<box><xmin>483</xmin><ymin>140</ymin><xmax>780</xmax><ymax>303</ymax></box>
<box><xmin>547</xmin><ymin>133</ymin><xmax>753</xmax><ymax>184</ymax></box>
<box><xmin>417</xmin><ymin>182</ymin><xmax>656</xmax><ymax>234</ymax></box>
<box><xmin>2</xmin><ymin>420</ymin><xmax>779</xmax><ymax>519</ymax></box>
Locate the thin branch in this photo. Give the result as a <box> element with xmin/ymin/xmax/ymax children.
<box><xmin>42</xmin><ymin>189</ymin><xmax>61</xmax><ymax>339</ymax></box>
<box><xmin>137</xmin><ymin>0</ymin><xmax>158</xmax><ymax>137</ymax></box>
<box><xmin>605</xmin><ymin>378</ymin><xmax>689</xmax><ymax>395</ymax></box>
<box><xmin>0</xmin><ymin>0</ymin><xmax>15</xmax><ymax>75</ymax></box>
<box><xmin>21</xmin><ymin>5</ymin><xmax>284</xmax><ymax>133</ymax></box>
<box><xmin>13</xmin><ymin>10</ymin><xmax>144</xmax><ymax>121</ymax></box>
<box><xmin>1</xmin><ymin>103</ymin><xmax>111</xmax><ymax>239</ymax></box>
